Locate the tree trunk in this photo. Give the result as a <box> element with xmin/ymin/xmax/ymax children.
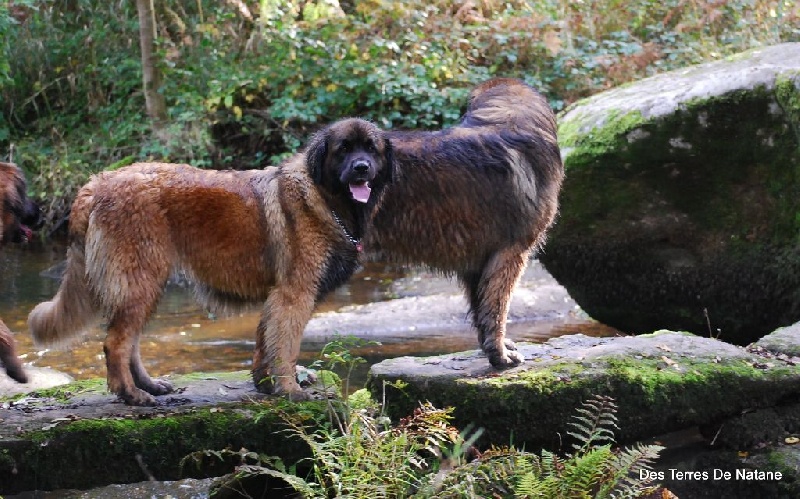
<box><xmin>136</xmin><ymin>0</ymin><xmax>167</xmax><ymax>126</ymax></box>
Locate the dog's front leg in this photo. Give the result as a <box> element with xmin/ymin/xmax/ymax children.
<box><xmin>0</xmin><ymin>320</ymin><xmax>28</xmax><ymax>383</ymax></box>
<box><xmin>252</xmin><ymin>285</ymin><xmax>316</xmax><ymax>401</ymax></box>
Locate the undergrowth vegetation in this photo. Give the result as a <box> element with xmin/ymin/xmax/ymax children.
<box><xmin>191</xmin><ymin>338</ymin><xmax>665</xmax><ymax>498</ymax></box>
<box><xmin>208</xmin><ymin>390</ymin><xmax>664</xmax><ymax>498</ymax></box>
<box><xmin>1</xmin><ymin>0</ymin><xmax>798</xmax><ymax>234</ymax></box>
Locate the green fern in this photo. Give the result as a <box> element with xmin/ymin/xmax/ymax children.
<box><xmin>567</xmin><ymin>395</ymin><xmax>619</xmax><ymax>455</ymax></box>
<box><xmin>511</xmin><ymin>394</ymin><xmax>664</xmax><ymax>499</ymax></box>
<box><xmin>560</xmin><ymin>444</ymin><xmax>614</xmax><ymax>497</ymax></box>
<box><xmin>596</xmin><ymin>442</ymin><xmax>664</xmax><ymax>499</ymax></box>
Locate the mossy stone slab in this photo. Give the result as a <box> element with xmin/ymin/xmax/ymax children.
<box><xmin>368</xmin><ymin>331</ymin><xmax>800</xmax><ymax>450</ymax></box>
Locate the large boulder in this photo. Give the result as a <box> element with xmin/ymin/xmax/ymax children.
<box><xmin>540</xmin><ymin>43</ymin><xmax>800</xmax><ymax>345</ymax></box>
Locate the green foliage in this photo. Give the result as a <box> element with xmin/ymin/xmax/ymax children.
<box><xmin>209</xmin><ymin>340</ymin><xmax>664</xmax><ymax>498</ymax></box>
<box><xmin>1</xmin><ymin>0</ymin><xmax>798</xmax><ymax>234</ymax></box>
<box><xmin>421</xmin><ymin>395</ymin><xmax>664</xmax><ymax>499</ymax></box>
<box><xmin>310</xmin><ymin>335</ymin><xmax>380</xmax><ymax>401</ymax></box>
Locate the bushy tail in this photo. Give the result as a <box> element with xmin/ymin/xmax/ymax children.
<box><xmin>29</xmin><ymin>242</ymin><xmax>98</xmax><ymax>347</ymax></box>
<box><xmin>29</xmin><ymin>180</ymin><xmax>98</xmax><ymax>347</ymax></box>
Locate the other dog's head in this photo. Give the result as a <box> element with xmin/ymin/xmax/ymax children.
<box><xmin>0</xmin><ymin>162</ymin><xmax>42</xmax><ymax>244</ymax></box>
<box><xmin>305</xmin><ymin>118</ymin><xmax>394</xmax><ymax>206</ymax></box>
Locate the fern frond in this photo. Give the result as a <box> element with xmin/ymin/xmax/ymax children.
<box><xmin>568</xmin><ymin>395</ymin><xmax>620</xmax><ymax>454</ymax></box>
<box><xmin>560</xmin><ymin>444</ymin><xmax>614</xmax><ymax>497</ymax></box>
<box><xmin>597</xmin><ymin>442</ymin><xmax>666</xmax><ymax>499</ymax></box>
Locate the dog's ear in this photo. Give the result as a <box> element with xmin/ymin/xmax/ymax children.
<box><xmin>306</xmin><ymin>129</ymin><xmax>328</xmax><ymax>185</ymax></box>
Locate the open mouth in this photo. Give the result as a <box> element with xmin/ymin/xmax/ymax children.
<box><xmin>349</xmin><ymin>181</ymin><xmax>371</xmax><ymax>203</ymax></box>
<box><xmin>19</xmin><ymin>224</ymin><xmax>33</xmax><ymax>243</ymax></box>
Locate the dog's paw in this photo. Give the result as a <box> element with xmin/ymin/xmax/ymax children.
<box><xmin>296</xmin><ymin>365</ymin><xmax>318</xmax><ymax>387</ymax></box>
<box><xmin>273</xmin><ymin>381</ymin><xmax>311</xmax><ymax>401</ymax></box>
<box><xmin>134</xmin><ymin>376</ymin><xmax>174</xmax><ymax>396</ymax></box>
<box><xmin>485</xmin><ymin>338</ymin><xmax>525</xmax><ymax>369</ymax></box>
<box><xmin>120</xmin><ymin>388</ymin><xmax>159</xmax><ymax>406</ymax></box>
<box><xmin>145</xmin><ymin>378</ymin><xmax>174</xmax><ymax>396</ymax></box>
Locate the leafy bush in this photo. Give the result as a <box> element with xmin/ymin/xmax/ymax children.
<box><xmin>1</xmin><ymin>0</ymin><xmax>797</xmax><ymax>234</ymax></box>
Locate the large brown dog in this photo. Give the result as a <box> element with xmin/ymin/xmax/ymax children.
<box><xmin>1</xmin><ymin>161</ymin><xmax>41</xmax><ymax>383</ymax></box>
<box><xmin>366</xmin><ymin>78</ymin><xmax>564</xmax><ymax>369</ymax></box>
<box><xmin>28</xmin><ymin>118</ymin><xmax>394</xmax><ymax>405</ymax></box>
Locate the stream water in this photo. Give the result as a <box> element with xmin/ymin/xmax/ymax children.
<box><xmin>1</xmin><ymin>241</ymin><xmax>619</xmax><ymax>388</ymax></box>
<box><xmin>2</xmin><ymin>241</ymin><xmax>623</xmax><ymax>498</ymax></box>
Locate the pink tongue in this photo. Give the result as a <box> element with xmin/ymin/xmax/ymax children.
<box><xmin>350</xmin><ymin>183</ymin><xmax>371</xmax><ymax>203</ymax></box>
<box><xmin>21</xmin><ymin>225</ymin><xmax>33</xmax><ymax>242</ymax></box>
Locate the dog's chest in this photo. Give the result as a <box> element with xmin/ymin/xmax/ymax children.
<box><xmin>316</xmin><ymin>247</ymin><xmax>360</xmax><ymax>301</ymax></box>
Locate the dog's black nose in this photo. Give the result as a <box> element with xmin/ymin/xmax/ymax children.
<box><xmin>353</xmin><ymin>160</ymin><xmax>370</xmax><ymax>174</ymax></box>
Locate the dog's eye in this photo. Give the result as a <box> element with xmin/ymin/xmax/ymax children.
<box><xmin>339</xmin><ymin>140</ymin><xmax>351</xmax><ymax>153</ymax></box>
<box><xmin>364</xmin><ymin>142</ymin><xmax>376</xmax><ymax>153</ymax></box>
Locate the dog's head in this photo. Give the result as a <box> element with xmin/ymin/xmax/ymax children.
<box><xmin>0</xmin><ymin>162</ymin><xmax>42</xmax><ymax>244</ymax></box>
<box><xmin>305</xmin><ymin>118</ymin><xmax>394</xmax><ymax>206</ymax></box>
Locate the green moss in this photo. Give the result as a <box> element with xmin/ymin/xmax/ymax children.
<box><xmin>348</xmin><ymin>388</ymin><xmax>378</xmax><ymax>411</ymax></box>
<box><xmin>372</xmin><ymin>347</ymin><xmax>800</xmax><ymax>453</ymax></box>
<box><xmin>1</xmin><ymin>398</ymin><xmax>326</xmax><ymax>494</ymax></box>
<box><xmin>558</xmin><ymin>109</ymin><xmax>647</xmax><ymax>161</ymax></box>
<box><xmin>556</xmin><ymin>84</ymin><xmax>796</xmax><ymax>236</ymax></box>
<box><xmin>0</xmin><ymin>378</ymin><xmax>108</xmax><ymax>403</ymax></box>
<box><xmin>775</xmin><ymin>72</ymin><xmax>800</xmax><ymax>126</ymax></box>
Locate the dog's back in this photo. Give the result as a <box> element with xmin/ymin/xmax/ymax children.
<box><xmin>370</xmin><ymin>78</ymin><xmax>564</xmax><ymax>270</ymax></box>
<box><xmin>29</xmin><ymin>163</ymin><xmax>284</xmax><ymax>347</ymax></box>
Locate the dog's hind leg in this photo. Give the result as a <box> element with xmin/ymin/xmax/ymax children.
<box><xmin>461</xmin><ymin>245</ymin><xmax>531</xmax><ymax>369</ymax></box>
<box><xmin>104</xmin><ymin>309</ymin><xmax>157</xmax><ymax>405</ymax></box>
<box><xmin>87</xmin><ymin>209</ymin><xmax>175</xmax><ymax>405</ymax></box>
<box><xmin>131</xmin><ymin>340</ymin><xmax>173</xmax><ymax>395</ymax></box>
<box><xmin>104</xmin><ymin>298</ymin><xmax>173</xmax><ymax>406</ymax></box>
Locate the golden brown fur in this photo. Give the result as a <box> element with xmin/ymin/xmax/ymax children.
<box><xmin>365</xmin><ymin>78</ymin><xmax>564</xmax><ymax>369</ymax></box>
<box><xmin>28</xmin><ymin>118</ymin><xmax>394</xmax><ymax>405</ymax></box>
<box><xmin>0</xmin><ymin>161</ymin><xmax>41</xmax><ymax>383</ymax></box>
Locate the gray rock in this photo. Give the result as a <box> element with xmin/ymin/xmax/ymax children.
<box><xmin>754</xmin><ymin>322</ymin><xmax>800</xmax><ymax>357</ymax></box>
<box><xmin>0</xmin><ymin>366</ymin><xmax>73</xmax><ymax>396</ymax></box>
<box><xmin>541</xmin><ymin>42</ymin><xmax>800</xmax><ymax>344</ymax></box>
<box><xmin>0</xmin><ymin>370</ymin><xmax>326</xmax><ymax>494</ymax></box>
<box><xmin>304</xmin><ymin>260</ymin><xmax>580</xmax><ymax>344</ymax></box>
<box><xmin>367</xmin><ymin>330</ymin><xmax>800</xmax><ymax>449</ymax></box>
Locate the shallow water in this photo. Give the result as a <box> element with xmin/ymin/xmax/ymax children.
<box><xmin>1</xmin><ymin>242</ymin><xmax>618</xmax><ymax>386</ymax></box>
<box><xmin>2</xmin><ymin>242</ymin><xmax>622</xmax><ymax>498</ymax></box>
